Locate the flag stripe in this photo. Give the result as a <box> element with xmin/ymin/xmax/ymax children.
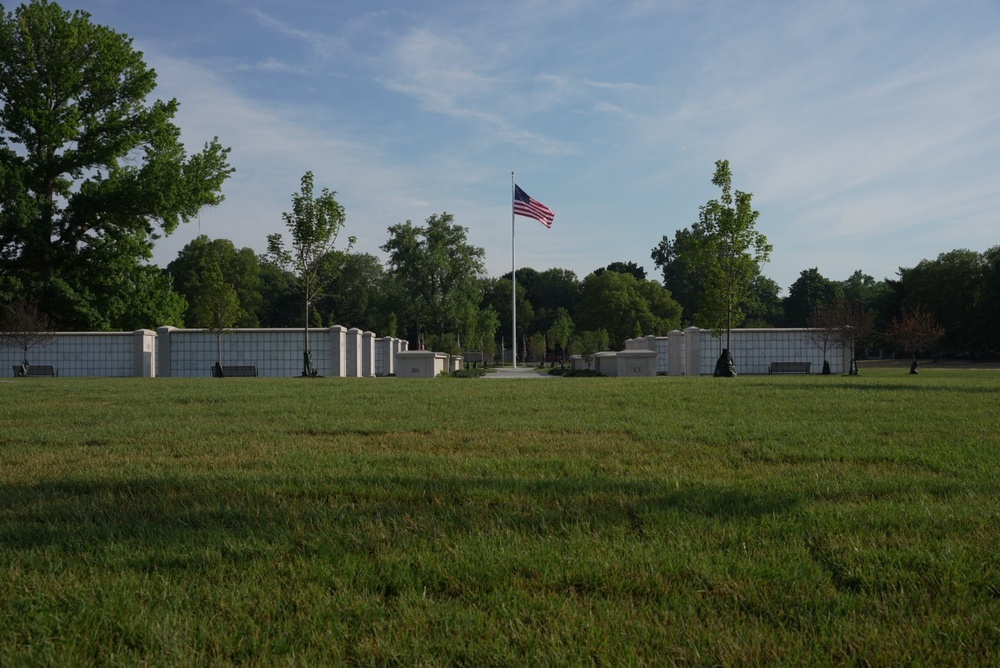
<box><xmin>513</xmin><ymin>184</ymin><xmax>555</xmax><ymax>228</ymax></box>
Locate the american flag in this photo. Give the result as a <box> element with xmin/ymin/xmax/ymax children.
<box><xmin>513</xmin><ymin>184</ymin><xmax>555</xmax><ymax>228</ymax></box>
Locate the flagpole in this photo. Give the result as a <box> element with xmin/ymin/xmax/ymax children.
<box><xmin>511</xmin><ymin>171</ymin><xmax>516</xmax><ymax>368</ymax></box>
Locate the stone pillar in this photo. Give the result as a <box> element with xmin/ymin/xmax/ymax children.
<box><xmin>134</xmin><ymin>329</ymin><xmax>156</xmax><ymax>377</ymax></box>
<box><xmin>668</xmin><ymin>330</ymin><xmax>683</xmax><ymax>376</ymax></box>
<box><xmin>346</xmin><ymin>328</ymin><xmax>362</xmax><ymax>377</ymax></box>
<box><xmin>362</xmin><ymin>331</ymin><xmax>376</xmax><ymax>377</ymax></box>
<box><xmin>156</xmin><ymin>326</ymin><xmax>175</xmax><ymax>378</ymax></box>
<box><xmin>329</xmin><ymin>326</ymin><xmax>347</xmax><ymax>377</ymax></box>
<box><xmin>684</xmin><ymin>326</ymin><xmax>702</xmax><ymax>376</ymax></box>
<box><xmin>645</xmin><ymin>335</ymin><xmax>657</xmax><ymax>352</ymax></box>
<box><xmin>434</xmin><ymin>352</ymin><xmax>449</xmax><ymax>376</ymax></box>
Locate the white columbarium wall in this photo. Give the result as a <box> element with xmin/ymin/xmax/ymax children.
<box><xmin>693</xmin><ymin>328</ymin><xmax>848</xmax><ymax>375</ymax></box>
<box><xmin>158</xmin><ymin>327</ymin><xmax>329</xmax><ymax>378</ymax></box>
<box><xmin>156</xmin><ymin>327</ymin><xmax>406</xmax><ymax>378</ymax></box>
<box><xmin>2</xmin><ymin>330</ymin><xmax>155</xmax><ymax>377</ymax></box>
<box><xmin>597</xmin><ymin>327</ymin><xmax>850</xmax><ymax>376</ymax></box>
<box><xmin>374</xmin><ymin>337</ymin><xmax>407</xmax><ymax>376</ymax></box>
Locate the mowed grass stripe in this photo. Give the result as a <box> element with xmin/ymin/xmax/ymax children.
<box><xmin>1</xmin><ymin>370</ymin><xmax>999</xmax><ymax>664</ymax></box>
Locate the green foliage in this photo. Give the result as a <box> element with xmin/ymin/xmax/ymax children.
<box><xmin>106</xmin><ymin>264</ymin><xmax>188</xmax><ymax>330</ymax></box>
<box><xmin>317</xmin><ymin>251</ymin><xmax>386</xmax><ymax>332</ymax></box>
<box><xmin>546</xmin><ymin>307</ymin><xmax>574</xmax><ymax>360</ymax></box>
<box><xmin>651</xmin><ymin>226</ymin><xmax>709</xmax><ymax>325</ymax></box>
<box><xmin>267</xmin><ymin>172</ymin><xmax>354</xmax><ymax>371</ymax></box>
<box><xmin>0</xmin><ymin>0</ymin><xmax>232</xmax><ymax>328</ymax></box>
<box><xmin>743</xmin><ymin>274</ymin><xmax>784</xmax><ymax>327</ymax></box>
<box><xmin>575</xmin><ymin>271</ymin><xmax>680</xmax><ymax>349</ymax></box>
<box><xmin>498</xmin><ymin>267</ymin><xmax>582</xmax><ymax>335</ymax></box>
<box><xmin>570</xmin><ymin>328</ymin><xmax>610</xmax><ymax>367</ymax></box>
<box><xmin>449</xmin><ymin>367</ymin><xmax>489</xmax><ymax>378</ymax></box>
<box><xmin>168</xmin><ymin>235</ymin><xmax>261</xmax><ymax>328</ymax></box>
<box><xmin>426</xmin><ymin>332</ymin><xmax>461</xmax><ymax>356</ymax></box>
<box><xmin>4</xmin><ymin>372</ymin><xmax>1000</xmax><ymax>664</ymax></box>
<box><xmin>976</xmin><ymin>246</ymin><xmax>1000</xmax><ymax>355</ymax></box>
<box><xmin>381</xmin><ymin>213</ymin><xmax>485</xmax><ymax>344</ymax></box>
<box><xmin>186</xmin><ymin>261</ymin><xmax>240</xmax><ymax>365</ymax></box>
<box><xmin>898</xmin><ymin>249</ymin><xmax>984</xmax><ymax>353</ymax></box>
<box><xmin>476</xmin><ymin>307</ymin><xmax>501</xmax><ymax>359</ymax></box>
<box><xmin>527</xmin><ymin>331</ymin><xmax>546</xmax><ymax>363</ymax></box>
<box><xmin>783</xmin><ymin>267</ymin><xmax>843</xmax><ymax>326</ymax></box>
<box><xmin>595</xmin><ymin>261</ymin><xmax>646</xmax><ymax>280</ymax></box>
<box><xmin>694</xmin><ymin>160</ymin><xmax>772</xmax><ymax>345</ymax></box>
<box><xmin>255</xmin><ymin>261</ymin><xmax>298</xmax><ymax>328</ymax></box>
<box><xmin>561</xmin><ymin>367</ymin><xmax>603</xmax><ymax>377</ymax></box>
<box><xmin>267</xmin><ymin>172</ymin><xmax>353</xmax><ymax>314</ymax></box>
<box><xmin>483</xmin><ymin>276</ymin><xmax>532</xmax><ymax>344</ymax></box>
<box><xmin>839</xmin><ymin>270</ymin><xmax>889</xmax><ymax>308</ymax></box>
<box><xmin>652</xmin><ymin>161</ymin><xmax>772</xmax><ymax>336</ymax></box>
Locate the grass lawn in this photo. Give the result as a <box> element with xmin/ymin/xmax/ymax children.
<box><xmin>2</xmin><ymin>368</ymin><xmax>999</xmax><ymax>665</ymax></box>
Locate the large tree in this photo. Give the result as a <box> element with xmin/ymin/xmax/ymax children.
<box><xmin>317</xmin><ymin>251</ymin><xmax>387</xmax><ymax>333</ymax></box>
<box><xmin>267</xmin><ymin>172</ymin><xmax>354</xmax><ymax>376</ymax></box>
<box><xmin>782</xmin><ymin>267</ymin><xmax>842</xmax><ymax>327</ymax></box>
<box><xmin>976</xmin><ymin>246</ymin><xmax>1000</xmax><ymax>356</ymax></box>
<box><xmin>483</xmin><ymin>276</ymin><xmax>533</xmax><ymax>353</ymax></box>
<box><xmin>167</xmin><ymin>235</ymin><xmax>261</xmax><ymax>328</ymax></box>
<box><xmin>575</xmin><ymin>271</ymin><xmax>681</xmax><ymax>349</ymax></box>
<box><xmin>839</xmin><ymin>270</ymin><xmax>889</xmax><ymax>309</ymax></box>
<box><xmin>898</xmin><ymin>249</ymin><xmax>984</xmax><ymax>354</ymax></box>
<box><xmin>743</xmin><ymin>275</ymin><xmax>784</xmax><ymax>327</ymax></box>
<box><xmin>651</xmin><ymin>226</ymin><xmax>709</xmax><ymax>325</ymax></box>
<box><xmin>0</xmin><ymin>0</ymin><xmax>232</xmax><ymax>328</ymax></box>
<box><xmin>381</xmin><ymin>213</ymin><xmax>485</xmax><ymax>346</ymax></box>
<box><xmin>594</xmin><ymin>261</ymin><xmax>646</xmax><ymax>281</ymax></box>
<box><xmin>499</xmin><ymin>266</ymin><xmax>581</xmax><ymax>336</ymax></box>
<box><xmin>255</xmin><ymin>261</ymin><xmax>299</xmax><ymax>328</ymax></box>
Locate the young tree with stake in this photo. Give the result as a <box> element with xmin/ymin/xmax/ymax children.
<box><xmin>267</xmin><ymin>172</ymin><xmax>354</xmax><ymax>377</ymax></box>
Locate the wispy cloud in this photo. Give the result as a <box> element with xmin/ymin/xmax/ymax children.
<box><xmin>141</xmin><ymin>47</ymin><xmax>441</xmax><ymax>266</ymax></box>
<box><xmin>242</xmin><ymin>8</ymin><xmax>352</xmax><ymax>62</ymax></box>
<box><xmin>233</xmin><ymin>57</ymin><xmax>306</xmax><ymax>74</ymax></box>
<box><xmin>380</xmin><ymin>28</ymin><xmax>575</xmax><ymax>155</ymax></box>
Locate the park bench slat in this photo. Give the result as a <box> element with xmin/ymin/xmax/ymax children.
<box><xmin>216</xmin><ymin>365</ymin><xmax>258</xmax><ymax>377</ymax></box>
<box><xmin>768</xmin><ymin>361</ymin><xmax>810</xmax><ymax>375</ymax></box>
<box><xmin>13</xmin><ymin>365</ymin><xmax>57</xmax><ymax>377</ymax></box>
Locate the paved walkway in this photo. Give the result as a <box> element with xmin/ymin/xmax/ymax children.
<box><xmin>483</xmin><ymin>365</ymin><xmax>553</xmax><ymax>379</ymax></box>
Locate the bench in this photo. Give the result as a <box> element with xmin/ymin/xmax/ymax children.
<box><xmin>13</xmin><ymin>365</ymin><xmax>57</xmax><ymax>377</ymax></box>
<box><xmin>214</xmin><ymin>365</ymin><xmax>258</xmax><ymax>377</ymax></box>
<box><xmin>769</xmin><ymin>361</ymin><xmax>810</xmax><ymax>375</ymax></box>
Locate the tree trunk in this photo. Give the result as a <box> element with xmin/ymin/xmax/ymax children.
<box><xmin>303</xmin><ymin>293</ymin><xmax>312</xmax><ymax>376</ymax></box>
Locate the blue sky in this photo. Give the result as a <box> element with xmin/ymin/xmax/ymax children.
<box><xmin>59</xmin><ymin>0</ymin><xmax>1000</xmax><ymax>293</ymax></box>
